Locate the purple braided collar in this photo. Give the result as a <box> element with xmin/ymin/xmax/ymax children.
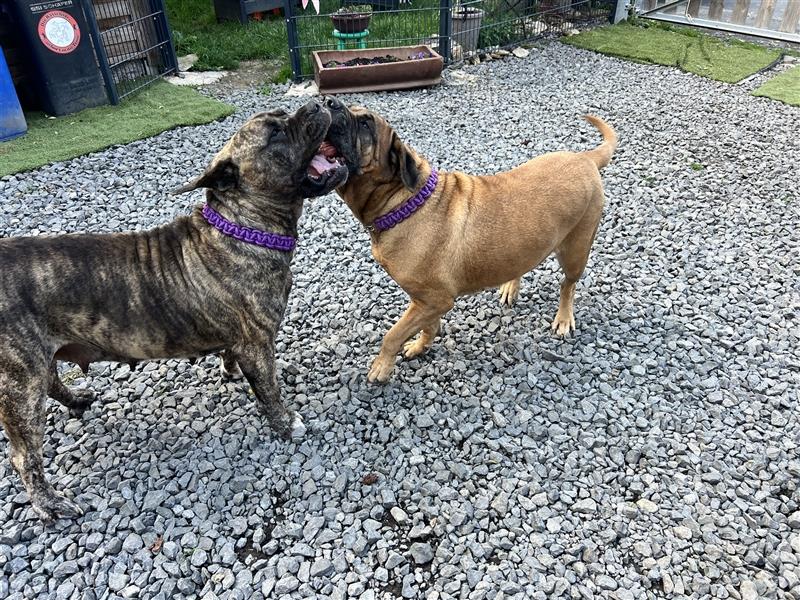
<box><xmin>369</xmin><ymin>169</ymin><xmax>439</xmax><ymax>233</ymax></box>
<box><xmin>202</xmin><ymin>204</ymin><xmax>296</xmax><ymax>252</ymax></box>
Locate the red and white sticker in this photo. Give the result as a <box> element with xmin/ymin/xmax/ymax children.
<box><xmin>38</xmin><ymin>10</ymin><xmax>80</xmax><ymax>54</ymax></box>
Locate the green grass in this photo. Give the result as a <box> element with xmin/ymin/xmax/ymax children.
<box><xmin>565</xmin><ymin>22</ymin><xmax>781</xmax><ymax>83</ymax></box>
<box><xmin>0</xmin><ymin>81</ymin><xmax>234</xmax><ymax>177</ymax></box>
<box><xmin>167</xmin><ymin>0</ymin><xmax>288</xmax><ymax>70</ymax></box>
<box><xmin>752</xmin><ymin>65</ymin><xmax>800</xmax><ymax>106</ymax></box>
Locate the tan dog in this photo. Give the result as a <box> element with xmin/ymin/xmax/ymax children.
<box><xmin>325</xmin><ymin>99</ymin><xmax>617</xmax><ymax>383</ymax></box>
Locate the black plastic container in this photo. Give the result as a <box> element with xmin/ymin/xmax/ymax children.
<box><xmin>213</xmin><ymin>0</ymin><xmax>284</xmax><ymax>24</ymax></box>
<box><xmin>7</xmin><ymin>0</ymin><xmax>107</xmax><ymax>115</ymax></box>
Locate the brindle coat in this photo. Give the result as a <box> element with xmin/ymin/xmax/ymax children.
<box><xmin>324</xmin><ymin>98</ymin><xmax>616</xmax><ymax>383</ymax></box>
<box><xmin>0</xmin><ymin>100</ymin><xmax>347</xmax><ymax>522</ymax></box>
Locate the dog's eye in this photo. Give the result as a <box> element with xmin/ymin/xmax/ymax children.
<box><xmin>360</xmin><ymin>121</ymin><xmax>369</xmax><ymax>130</ymax></box>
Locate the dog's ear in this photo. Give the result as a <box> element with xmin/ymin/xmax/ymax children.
<box><xmin>171</xmin><ymin>159</ymin><xmax>239</xmax><ymax>194</ymax></box>
<box><xmin>389</xmin><ymin>132</ymin><xmax>419</xmax><ymax>191</ymax></box>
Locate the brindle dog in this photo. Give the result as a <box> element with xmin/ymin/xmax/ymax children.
<box><xmin>0</xmin><ymin>100</ymin><xmax>347</xmax><ymax>522</ymax></box>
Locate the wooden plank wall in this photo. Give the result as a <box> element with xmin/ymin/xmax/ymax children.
<box><xmin>779</xmin><ymin>0</ymin><xmax>800</xmax><ymax>32</ymax></box>
<box><xmin>644</xmin><ymin>0</ymin><xmax>800</xmax><ymax>34</ymax></box>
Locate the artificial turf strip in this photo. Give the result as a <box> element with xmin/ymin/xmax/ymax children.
<box><xmin>565</xmin><ymin>22</ymin><xmax>782</xmax><ymax>84</ymax></box>
<box><xmin>752</xmin><ymin>65</ymin><xmax>800</xmax><ymax>106</ymax></box>
<box><xmin>0</xmin><ymin>81</ymin><xmax>234</xmax><ymax>177</ymax></box>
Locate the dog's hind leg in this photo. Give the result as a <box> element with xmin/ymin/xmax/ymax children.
<box><xmin>0</xmin><ymin>365</ymin><xmax>83</xmax><ymax>522</ymax></box>
<box><xmin>499</xmin><ymin>278</ymin><xmax>521</xmax><ymax>307</ymax></box>
<box><xmin>403</xmin><ymin>317</ymin><xmax>441</xmax><ymax>358</ymax></box>
<box><xmin>369</xmin><ymin>295</ymin><xmax>454</xmax><ymax>383</ymax></box>
<box><xmin>551</xmin><ymin>204</ymin><xmax>602</xmax><ymax>336</ymax></box>
<box><xmin>232</xmin><ymin>342</ymin><xmax>303</xmax><ymax>439</ymax></box>
<box><xmin>48</xmin><ymin>361</ymin><xmax>95</xmax><ymax>418</ymax></box>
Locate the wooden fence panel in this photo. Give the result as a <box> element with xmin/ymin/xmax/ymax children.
<box><xmin>731</xmin><ymin>0</ymin><xmax>751</xmax><ymax>23</ymax></box>
<box><xmin>779</xmin><ymin>0</ymin><xmax>800</xmax><ymax>32</ymax></box>
<box><xmin>708</xmin><ymin>0</ymin><xmax>725</xmax><ymax>19</ymax></box>
<box><xmin>755</xmin><ymin>0</ymin><xmax>777</xmax><ymax>28</ymax></box>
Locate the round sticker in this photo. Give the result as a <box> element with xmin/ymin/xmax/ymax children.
<box><xmin>38</xmin><ymin>11</ymin><xmax>80</xmax><ymax>54</ymax></box>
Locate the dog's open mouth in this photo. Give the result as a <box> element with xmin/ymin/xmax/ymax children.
<box><xmin>307</xmin><ymin>140</ymin><xmax>344</xmax><ymax>181</ymax></box>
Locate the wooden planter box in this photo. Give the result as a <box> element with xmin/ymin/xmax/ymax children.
<box><xmin>312</xmin><ymin>45</ymin><xmax>443</xmax><ymax>94</ymax></box>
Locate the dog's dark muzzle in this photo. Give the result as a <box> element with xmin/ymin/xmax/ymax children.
<box><xmin>323</xmin><ymin>97</ymin><xmax>359</xmax><ymax>174</ymax></box>
<box><xmin>295</xmin><ymin>100</ymin><xmax>331</xmax><ymax>142</ymax></box>
<box><xmin>296</xmin><ymin>100</ymin><xmax>348</xmax><ymax>196</ymax></box>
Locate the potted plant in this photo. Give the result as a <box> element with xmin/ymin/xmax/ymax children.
<box><xmin>331</xmin><ymin>4</ymin><xmax>373</xmax><ymax>33</ymax></box>
<box><xmin>451</xmin><ymin>2</ymin><xmax>484</xmax><ymax>56</ymax></box>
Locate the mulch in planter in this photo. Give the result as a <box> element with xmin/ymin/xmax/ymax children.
<box><xmin>323</xmin><ymin>51</ymin><xmax>432</xmax><ymax>69</ymax></box>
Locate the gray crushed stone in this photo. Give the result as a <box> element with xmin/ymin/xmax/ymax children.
<box><xmin>0</xmin><ymin>41</ymin><xmax>798</xmax><ymax>599</ymax></box>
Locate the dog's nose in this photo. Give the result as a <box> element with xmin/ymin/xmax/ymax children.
<box><xmin>325</xmin><ymin>97</ymin><xmax>343</xmax><ymax>111</ymax></box>
<box><xmin>306</xmin><ymin>100</ymin><xmax>322</xmax><ymax>114</ymax></box>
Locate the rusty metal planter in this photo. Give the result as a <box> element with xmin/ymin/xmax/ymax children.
<box><xmin>312</xmin><ymin>45</ymin><xmax>443</xmax><ymax>94</ymax></box>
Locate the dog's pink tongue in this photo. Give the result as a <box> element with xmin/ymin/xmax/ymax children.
<box><xmin>309</xmin><ymin>153</ymin><xmax>334</xmax><ymax>177</ymax></box>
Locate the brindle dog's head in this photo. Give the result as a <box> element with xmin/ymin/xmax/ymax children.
<box><xmin>323</xmin><ymin>97</ymin><xmax>421</xmax><ymax>197</ymax></box>
<box><xmin>175</xmin><ymin>100</ymin><xmax>348</xmax><ymax>202</ymax></box>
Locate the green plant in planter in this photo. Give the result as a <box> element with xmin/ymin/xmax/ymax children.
<box><xmin>334</xmin><ymin>4</ymin><xmax>373</xmax><ymax>15</ymax></box>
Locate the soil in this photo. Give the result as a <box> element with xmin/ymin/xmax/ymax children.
<box><xmin>323</xmin><ymin>52</ymin><xmax>433</xmax><ymax>68</ymax></box>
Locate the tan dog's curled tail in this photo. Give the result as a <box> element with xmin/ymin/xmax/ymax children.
<box><xmin>582</xmin><ymin>115</ymin><xmax>617</xmax><ymax>169</ymax></box>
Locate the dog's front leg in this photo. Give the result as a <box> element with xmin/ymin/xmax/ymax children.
<box><xmin>403</xmin><ymin>318</ymin><xmax>441</xmax><ymax>359</ymax></box>
<box><xmin>369</xmin><ymin>296</ymin><xmax>454</xmax><ymax>384</ymax></box>
<box><xmin>1</xmin><ymin>377</ymin><xmax>83</xmax><ymax>522</ymax></box>
<box><xmin>232</xmin><ymin>343</ymin><xmax>303</xmax><ymax>439</ymax></box>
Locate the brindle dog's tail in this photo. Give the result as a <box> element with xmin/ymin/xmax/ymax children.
<box><xmin>582</xmin><ymin>115</ymin><xmax>617</xmax><ymax>170</ymax></box>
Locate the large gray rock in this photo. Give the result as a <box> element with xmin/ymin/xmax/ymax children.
<box><xmin>409</xmin><ymin>543</ymin><xmax>434</xmax><ymax>564</ymax></box>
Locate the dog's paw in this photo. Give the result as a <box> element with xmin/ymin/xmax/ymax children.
<box><xmin>219</xmin><ymin>358</ymin><xmax>244</xmax><ymax>380</ymax></box>
<box><xmin>32</xmin><ymin>490</ymin><xmax>84</xmax><ymax>523</ymax></box>
<box><xmin>367</xmin><ymin>357</ymin><xmax>394</xmax><ymax>384</ymax></box>
<box><xmin>67</xmin><ymin>389</ymin><xmax>96</xmax><ymax>419</ymax></box>
<box><xmin>266</xmin><ymin>409</ymin><xmax>306</xmax><ymax>441</ymax></box>
<box><xmin>289</xmin><ymin>412</ymin><xmax>306</xmax><ymax>440</ymax></box>
<box><xmin>550</xmin><ymin>312</ymin><xmax>576</xmax><ymax>336</ymax></box>
<box><xmin>403</xmin><ymin>337</ymin><xmax>428</xmax><ymax>359</ymax></box>
<box><xmin>499</xmin><ymin>280</ymin><xmax>520</xmax><ymax>307</ymax></box>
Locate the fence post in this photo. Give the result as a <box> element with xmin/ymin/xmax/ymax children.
<box><xmin>79</xmin><ymin>0</ymin><xmax>119</xmax><ymax>104</ymax></box>
<box><xmin>152</xmin><ymin>0</ymin><xmax>179</xmax><ymax>75</ymax></box>
<box><xmin>438</xmin><ymin>0</ymin><xmax>452</xmax><ymax>63</ymax></box>
<box><xmin>284</xmin><ymin>0</ymin><xmax>303</xmax><ymax>81</ymax></box>
<box><xmin>612</xmin><ymin>0</ymin><xmax>629</xmax><ymax>23</ymax></box>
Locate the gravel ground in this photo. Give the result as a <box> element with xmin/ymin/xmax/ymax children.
<box><xmin>1</xmin><ymin>42</ymin><xmax>799</xmax><ymax>600</ymax></box>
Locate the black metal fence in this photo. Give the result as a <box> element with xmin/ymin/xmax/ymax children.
<box><xmin>82</xmin><ymin>0</ymin><xmax>178</xmax><ymax>103</ymax></box>
<box><xmin>285</xmin><ymin>0</ymin><xmax>615</xmax><ymax>79</ymax></box>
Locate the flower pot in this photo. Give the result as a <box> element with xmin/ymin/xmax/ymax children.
<box><xmin>331</xmin><ymin>12</ymin><xmax>372</xmax><ymax>33</ymax></box>
<box><xmin>312</xmin><ymin>45</ymin><xmax>443</xmax><ymax>94</ymax></box>
<box><xmin>451</xmin><ymin>7</ymin><xmax>484</xmax><ymax>55</ymax></box>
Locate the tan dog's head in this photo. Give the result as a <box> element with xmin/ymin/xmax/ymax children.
<box><xmin>175</xmin><ymin>100</ymin><xmax>348</xmax><ymax>204</ymax></box>
<box><xmin>324</xmin><ymin>98</ymin><xmax>421</xmax><ymax>199</ymax></box>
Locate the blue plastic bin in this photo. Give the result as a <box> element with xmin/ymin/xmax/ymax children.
<box><xmin>0</xmin><ymin>46</ymin><xmax>27</xmax><ymax>142</ymax></box>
